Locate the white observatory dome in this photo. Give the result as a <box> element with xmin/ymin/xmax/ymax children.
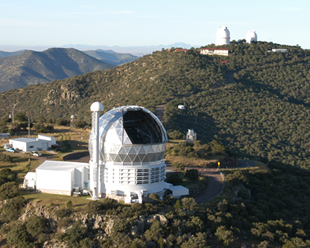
<box><xmin>89</xmin><ymin>105</ymin><xmax>168</xmax><ymax>201</ymax></box>
<box><xmin>94</xmin><ymin>105</ymin><xmax>168</xmax><ymax>163</ymax></box>
<box><xmin>246</xmin><ymin>31</ymin><xmax>257</xmax><ymax>44</ymax></box>
<box><xmin>216</xmin><ymin>26</ymin><xmax>230</xmax><ymax>46</ymax></box>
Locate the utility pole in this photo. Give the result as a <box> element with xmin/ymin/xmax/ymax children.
<box><xmin>11</xmin><ymin>103</ymin><xmax>17</xmax><ymax>124</ymax></box>
<box><xmin>28</xmin><ymin>118</ymin><xmax>31</xmax><ymax>137</ymax></box>
<box><xmin>12</xmin><ymin>105</ymin><xmax>15</xmax><ymax>123</ymax></box>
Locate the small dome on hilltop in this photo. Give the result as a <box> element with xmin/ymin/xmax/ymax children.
<box><xmin>246</xmin><ymin>31</ymin><xmax>257</xmax><ymax>43</ymax></box>
<box><xmin>216</xmin><ymin>26</ymin><xmax>230</xmax><ymax>46</ymax></box>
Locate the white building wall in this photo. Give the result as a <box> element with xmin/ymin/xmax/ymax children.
<box><xmin>36</xmin><ymin>169</ymin><xmax>73</xmax><ymax>195</ymax></box>
<box><xmin>102</xmin><ymin>161</ymin><xmax>166</xmax><ymax>197</ymax></box>
<box><xmin>38</xmin><ymin>135</ymin><xmax>57</xmax><ymax>146</ymax></box>
<box><xmin>10</xmin><ymin>140</ymin><xmax>42</xmax><ymax>152</ymax></box>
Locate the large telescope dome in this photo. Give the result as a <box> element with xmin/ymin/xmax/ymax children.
<box><xmin>216</xmin><ymin>26</ymin><xmax>230</xmax><ymax>46</ymax></box>
<box><xmin>90</xmin><ymin>106</ymin><xmax>168</xmax><ymax>165</ymax></box>
<box><xmin>88</xmin><ymin>105</ymin><xmax>169</xmax><ymax>201</ymax></box>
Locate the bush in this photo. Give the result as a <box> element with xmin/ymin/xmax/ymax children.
<box><xmin>166</xmin><ymin>173</ymin><xmax>183</xmax><ymax>185</ymax></box>
<box><xmin>6</xmin><ymin>223</ymin><xmax>31</xmax><ymax>248</ymax></box>
<box><xmin>33</xmin><ymin>123</ymin><xmax>47</xmax><ymax>133</ymax></box>
<box><xmin>26</xmin><ymin>215</ymin><xmax>49</xmax><ymax>239</ymax></box>
<box><xmin>171</xmin><ymin>162</ymin><xmax>185</xmax><ymax>171</ymax></box>
<box><xmin>0</xmin><ymin>182</ymin><xmax>18</xmax><ymax>200</ymax></box>
<box><xmin>56</xmin><ymin>118</ymin><xmax>70</xmax><ymax>126</ymax></box>
<box><xmin>86</xmin><ymin>201</ymin><xmax>102</xmax><ymax>214</ymax></box>
<box><xmin>74</xmin><ymin>120</ymin><xmax>88</xmax><ymax>129</ymax></box>
<box><xmin>168</xmin><ymin>130</ymin><xmax>184</xmax><ymax>140</ymax></box>
<box><xmin>101</xmin><ymin>198</ymin><xmax>120</xmax><ymax>210</ymax></box>
<box><xmin>0</xmin><ymin>168</ymin><xmax>16</xmax><ymax>184</ymax></box>
<box><xmin>54</xmin><ymin>208</ymin><xmax>72</xmax><ymax>218</ymax></box>
<box><xmin>64</xmin><ymin>220</ymin><xmax>88</xmax><ymax>247</ymax></box>
<box><xmin>184</xmin><ymin>169</ymin><xmax>200</xmax><ymax>182</ymax></box>
<box><xmin>238</xmin><ymin>188</ymin><xmax>250</xmax><ymax>199</ymax></box>
<box><xmin>2</xmin><ymin>196</ymin><xmax>27</xmax><ymax>222</ymax></box>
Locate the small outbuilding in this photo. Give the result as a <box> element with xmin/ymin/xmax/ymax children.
<box><xmin>0</xmin><ymin>133</ymin><xmax>10</xmax><ymax>139</ymax></box>
<box><xmin>35</xmin><ymin>160</ymin><xmax>89</xmax><ymax>195</ymax></box>
<box><xmin>165</xmin><ymin>183</ymin><xmax>189</xmax><ymax>198</ymax></box>
<box><xmin>9</xmin><ymin>135</ymin><xmax>57</xmax><ymax>152</ymax></box>
<box><xmin>22</xmin><ymin>172</ymin><xmax>36</xmax><ymax>189</ymax></box>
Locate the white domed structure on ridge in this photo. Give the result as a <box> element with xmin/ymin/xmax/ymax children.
<box><xmin>89</xmin><ymin>105</ymin><xmax>168</xmax><ymax>202</ymax></box>
<box><xmin>246</xmin><ymin>31</ymin><xmax>257</xmax><ymax>44</ymax></box>
<box><xmin>216</xmin><ymin>26</ymin><xmax>230</xmax><ymax>46</ymax></box>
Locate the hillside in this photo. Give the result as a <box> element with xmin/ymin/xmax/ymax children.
<box><xmin>83</xmin><ymin>49</ymin><xmax>138</xmax><ymax>65</ymax></box>
<box><xmin>0</xmin><ymin>48</ymin><xmax>114</xmax><ymax>92</ymax></box>
<box><xmin>1</xmin><ymin>42</ymin><xmax>310</xmax><ymax>168</ymax></box>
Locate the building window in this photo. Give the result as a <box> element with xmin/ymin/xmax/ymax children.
<box><xmin>29</xmin><ymin>146</ymin><xmax>34</xmax><ymax>148</ymax></box>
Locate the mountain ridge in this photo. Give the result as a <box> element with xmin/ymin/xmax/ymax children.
<box><xmin>0</xmin><ymin>48</ymin><xmax>114</xmax><ymax>92</ymax></box>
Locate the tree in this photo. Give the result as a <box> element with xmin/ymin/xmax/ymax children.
<box><xmin>74</xmin><ymin>120</ymin><xmax>88</xmax><ymax>129</ymax></box>
<box><xmin>181</xmin><ymin>197</ymin><xmax>197</xmax><ymax>210</ymax></box>
<box><xmin>6</xmin><ymin>223</ymin><xmax>31</xmax><ymax>248</ymax></box>
<box><xmin>0</xmin><ymin>182</ymin><xmax>18</xmax><ymax>200</ymax></box>
<box><xmin>185</xmin><ymin>169</ymin><xmax>200</xmax><ymax>182</ymax></box>
<box><xmin>149</xmin><ymin>193</ymin><xmax>160</xmax><ymax>202</ymax></box>
<box><xmin>215</xmin><ymin>226</ymin><xmax>236</xmax><ymax>247</ymax></box>
<box><xmin>14</xmin><ymin>112</ymin><xmax>27</xmax><ymax>122</ymax></box>
<box><xmin>1</xmin><ymin>196</ymin><xmax>27</xmax><ymax>222</ymax></box>
<box><xmin>180</xmin><ymin>232</ymin><xmax>208</xmax><ymax>248</ymax></box>
<box><xmin>144</xmin><ymin>220</ymin><xmax>165</xmax><ymax>242</ymax></box>
<box><xmin>26</xmin><ymin>215</ymin><xmax>49</xmax><ymax>242</ymax></box>
<box><xmin>166</xmin><ymin>173</ymin><xmax>182</xmax><ymax>185</ymax></box>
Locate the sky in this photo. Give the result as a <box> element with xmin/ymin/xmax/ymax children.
<box><xmin>0</xmin><ymin>0</ymin><xmax>309</xmax><ymax>52</ymax></box>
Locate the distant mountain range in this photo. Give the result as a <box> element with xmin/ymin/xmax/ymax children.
<box><xmin>0</xmin><ymin>42</ymin><xmax>197</xmax><ymax>56</ymax></box>
<box><xmin>0</xmin><ymin>48</ymin><xmax>138</xmax><ymax>92</ymax></box>
<box><xmin>0</xmin><ymin>50</ymin><xmax>28</xmax><ymax>58</ymax></box>
<box><xmin>83</xmin><ymin>49</ymin><xmax>138</xmax><ymax>66</ymax></box>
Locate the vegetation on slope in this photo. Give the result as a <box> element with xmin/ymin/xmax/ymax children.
<box><xmin>0</xmin><ymin>159</ymin><xmax>310</xmax><ymax>247</ymax></box>
<box><xmin>1</xmin><ymin>42</ymin><xmax>310</xmax><ymax>168</ymax></box>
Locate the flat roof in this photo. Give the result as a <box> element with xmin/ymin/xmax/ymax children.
<box><xmin>36</xmin><ymin>160</ymin><xmax>89</xmax><ymax>172</ymax></box>
<box><xmin>200</xmin><ymin>48</ymin><xmax>229</xmax><ymax>50</ymax></box>
<box><xmin>11</xmin><ymin>138</ymin><xmax>37</xmax><ymax>143</ymax></box>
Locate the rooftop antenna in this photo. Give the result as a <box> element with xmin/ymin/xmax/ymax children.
<box><xmin>89</xmin><ymin>102</ymin><xmax>104</xmax><ymax>200</ymax></box>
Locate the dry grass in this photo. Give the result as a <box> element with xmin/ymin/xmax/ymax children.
<box><xmin>19</xmin><ymin>189</ymin><xmax>92</xmax><ymax>208</ymax></box>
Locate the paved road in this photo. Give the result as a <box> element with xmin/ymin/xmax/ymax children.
<box><xmin>185</xmin><ymin>167</ymin><xmax>224</xmax><ymax>203</ymax></box>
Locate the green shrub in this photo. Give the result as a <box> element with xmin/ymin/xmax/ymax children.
<box><xmin>184</xmin><ymin>169</ymin><xmax>200</xmax><ymax>182</ymax></box>
<box><xmin>54</xmin><ymin>208</ymin><xmax>72</xmax><ymax>218</ymax></box>
<box><xmin>2</xmin><ymin>196</ymin><xmax>27</xmax><ymax>222</ymax></box>
<box><xmin>6</xmin><ymin>223</ymin><xmax>31</xmax><ymax>248</ymax></box>
<box><xmin>166</xmin><ymin>173</ymin><xmax>183</xmax><ymax>185</ymax></box>
<box><xmin>26</xmin><ymin>215</ymin><xmax>49</xmax><ymax>239</ymax></box>
<box><xmin>0</xmin><ymin>154</ymin><xmax>13</xmax><ymax>163</ymax></box>
<box><xmin>171</xmin><ymin>162</ymin><xmax>185</xmax><ymax>171</ymax></box>
<box><xmin>0</xmin><ymin>182</ymin><xmax>18</xmax><ymax>200</ymax></box>
<box><xmin>168</xmin><ymin>130</ymin><xmax>184</xmax><ymax>140</ymax></box>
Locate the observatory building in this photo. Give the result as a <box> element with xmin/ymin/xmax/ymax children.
<box><xmin>24</xmin><ymin>103</ymin><xmax>188</xmax><ymax>203</ymax></box>
<box><xmin>246</xmin><ymin>31</ymin><xmax>257</xmax><ymax>44</ymax></box>
<box><xmin>216</xmin><ymin>26</ymin><xmax>230</xmax><ymax>46</ymax></box>
<box><xmin>89</xmin><ymin>105</ymin><xmax>169</xmax><ymax>203</ymax></box>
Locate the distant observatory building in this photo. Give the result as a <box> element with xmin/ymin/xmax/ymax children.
<box><xmin>246</xmin><ymin>31</ymin><xmax>257</xmax><ymax>44</ymax></box>
<box><xmin>216</xmin><ymin>26</ymin><xmax>230</xmax><ymax>46</ymax></box>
